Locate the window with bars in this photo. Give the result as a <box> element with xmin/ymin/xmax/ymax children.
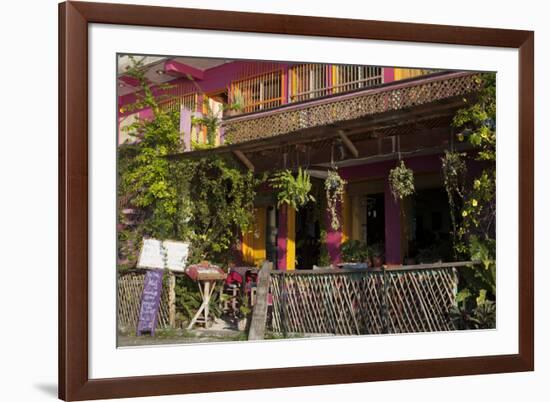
<box><xmin>229</xmin><ymin>70</ymin><xmax>284</xmax><ymax>113</ymax></box>
<box><xmin>289</xmin><ymin>64</ymin><xmax>383</xmax><ymax>102</ymax></box>
<box><xmin>159</xmin><ymin>92</ymin><xmax>198</xmax><ymax>114</ymax></box>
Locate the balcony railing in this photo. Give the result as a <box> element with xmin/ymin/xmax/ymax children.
<box><xmin>223</xmin><ymin>72</ymin><xmax>482</xmax><ymax>145</ymax></box>
<box><xmin>290</xmin><ymin>64</ymin><xmax>383</xmax><ymax>102</ymax></box>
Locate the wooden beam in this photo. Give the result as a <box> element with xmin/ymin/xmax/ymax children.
<box><xmin>233</xmin><ymin>150</ymin><xmax>255</xmax><ymax>171</ymax></box>
<box><xmin>338</xmin><ymin>130</ymin><xmax>359</xmax><ymax>158</ymax></box>
<box><xmin>248</xmin><ymin>262</ymin><xmax>272</xmax><ymax>340</ymax></box>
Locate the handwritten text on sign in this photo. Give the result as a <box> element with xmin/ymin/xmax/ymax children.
<box><xmin>136</xmin><ymin>269</ymin><xmax>164</xmax><ymax>336</ymax></box>
<box><xmin>137</xmin><ymin>238</ymin><xmax>189</xmax><ymax>271</ymax></box>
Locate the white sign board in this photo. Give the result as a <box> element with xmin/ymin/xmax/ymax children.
<box><xmin>137</xmin><ymin>238</ymin><xmax>189</xmax><ymax>272</ymax></box>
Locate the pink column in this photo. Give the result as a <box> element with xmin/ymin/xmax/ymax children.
<box><xmin>277</xmin><ymin>205</ymin><xmax>288</xmax><ymax>270</ymax></box>
<box><xmin>325</xmin><ymin>202</ymin><xmax>342</xmax><ymax>266</ymax></box>
<box><xmin>384</xmin><ymin>178</ymin><xmax>402</xmax><ymax>265</ymax></box>
<box><xmin>383</xmin><ymin>67</ymin><xmax>395</xmax><ymax>84</ymax></box>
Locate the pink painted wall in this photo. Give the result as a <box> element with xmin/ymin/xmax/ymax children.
<box><xmin>383</xmin><ymin>67</ymin><xmax>395</xmax><ymax>83</ymax></box>
<box><xmin>384</xmin><ymin>178</ymin><xmax>402</xmax><ymax>265</ymax></box>
<box><xmin>277</xmin><ymin>204</ymin><xmax>288</xmax><ymax>270</ymax></box>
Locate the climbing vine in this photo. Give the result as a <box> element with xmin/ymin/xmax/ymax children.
<box><xmin>448</xmin><ymin>73</ymin><xmax>497</xmax><ymax>316</ymax></box>
<box><xmin>441</xmin><ymin>150</ymin><xmax>466</xmax><ymax>258</ymax></box>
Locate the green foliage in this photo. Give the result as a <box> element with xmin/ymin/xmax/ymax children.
<box><xmin>340</xmin><ymin>240</ymin><xmax>369</xmax><ymax>263</ymax></box>
<box><xmin>191</xmin><ymin>100</ymin><xmax>220</xmax><ymax>147</ymax></box>
<box><xmin>368</xmin><ymin>243</ymin><xmax>384</xmax><ymax>258</ymax></box>
<box><xmin>446</xmin><ymin>73</ymin><xmax>497</xmax><ymax>326</ymax></box>
<box><xmin>324</xmin><ymin>169</ymin><xmax>346</xmax><ymax>230</ymax></box>
<box><xmin>174</xmin><ymin>275</ymin><xmax>222</xmax><ymax>325</ymax></box>
<box><xmin>453</xmin><ymin>74</ymin><xmax>496</xmax><ymax>163</ymax></box>
<box><xmin>450</xmin><ymin>288</ymin><xmax>496</xmax><ymax>330</ymax></box>
<box><xmin>318</xmin><ymin>229</ymin><xmax>331</xmax><ymax>266</ymax></box>
<box><xmin>441</xmin><ymin>151</ymin><xmax>467</xmax><ymax>258</ymax></box>
<box><xmin>416</xmin><ymin>239</ymin><xmax>452</xmax><ymax>264</ymax></box>
<box><xmin>228</xmin><ymin>87</ymin><xmax>245</xmax><ymax>113</ymax></box>
<box><xmin>238</xmin><ymin>292</ymin><xmax>251</xmax><ymax>318</ymax></box>
<box><xmin>452</xmin><ymin>73</ymin><xmax>496</xmax><ymax>255</ymax></box>
<box><xmin>174</xmin><ymin>276</ymin><xmax>201</xmax><ymax>323</ymax></box>
<box><xmin>388</xmin><ymin>160</ymin><xmax>415</xmax><ymax>201</ymax></box>
<box><xmin>269</xmin><ymin>168</ymin><xmax>315</xmax><ymax>210</ymax></box>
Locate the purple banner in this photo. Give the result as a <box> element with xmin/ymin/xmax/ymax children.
<box><xmin>136</xmin><ymin>269</ymin><xmax>164</xmax><ymax>336</ymax></box>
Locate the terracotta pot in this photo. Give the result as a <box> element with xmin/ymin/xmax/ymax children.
<box><xmin>373</xmin><ymin>256</ymin><xmax>384</xmax><ymax>268</ymax></box>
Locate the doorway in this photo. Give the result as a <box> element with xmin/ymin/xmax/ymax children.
<box><xmin>295</xmin><ymin>203</ymin><xmax>321</xmax><ymax>270</ymax></box>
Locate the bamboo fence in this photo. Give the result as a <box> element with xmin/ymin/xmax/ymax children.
<box><xmin>270</xmin><ymin>262</ymin><xmax>466</xmax><ymax>336</ymax></box>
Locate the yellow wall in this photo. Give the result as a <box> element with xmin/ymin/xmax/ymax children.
<box><xmin>394</xmin><ymin>68</ymin><xmax>429</xmax><ymax>81</ymax></box>
<box><xmin>341</xmin><ymin>191</ymin><xmax>351</xmax><ymax>243</ymax></box>
<box><xmin>286</xmin><ymin>207</ymin><xmax>296</xmax><ymax>270</ymax></box>
<box><xmin>242</xmin><ymin>207</ymin><xmax>266</xmax><ymax>266</ymax></box>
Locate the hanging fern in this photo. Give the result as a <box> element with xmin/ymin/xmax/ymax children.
<box><xmin>388</xmin><ymin>160</ymin><xmax>415</xmax><ymax>201</ymax></box>
<box><xmin>324</xmin><ymin>169</ymin><xmax>346</xmax><ymax>230</ymax></box>
<box><xmin>269</xmin><ymin>168</ymin><xmax>315</xmax><ymax>210</ymax></box>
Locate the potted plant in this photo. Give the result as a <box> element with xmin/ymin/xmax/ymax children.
<box><xmin>324</xmin><ymin>169</ymin><xmax>346</xmax><ymax>230</ymax></box>
<box><xmin>340</xmin><ymin>240</ymin><xmax>369</xmax><ymax>268</ymax></box>
<box><xmin>369</xmin><ymin>243</ymin><xmax>385</xmax><ymax>268</ymax></box>
<box><xmin>269</xmin><ymin>168</ymin><xmax>315</xmax><ymax>210</ymax></box>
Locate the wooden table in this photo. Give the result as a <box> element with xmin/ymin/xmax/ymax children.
<box><xmin>185</xmin><ymin>264</ymin><xmax>227</xmax><ymax>329</ymax></box>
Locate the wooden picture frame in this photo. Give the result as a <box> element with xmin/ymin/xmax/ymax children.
<box><xmin>59</xmin><ymin>1</ymin><xmax>534</xmax><ymax>400</ymax></box>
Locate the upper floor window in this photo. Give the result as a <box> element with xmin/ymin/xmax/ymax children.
<box><xmin>229</xmin><ymin>70</ymin><xmax>284</xmax><ymax>114</ymax></box>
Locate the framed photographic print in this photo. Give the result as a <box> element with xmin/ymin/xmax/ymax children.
<box><xmin>59</xmin><ymin>1</ymin><xmax>534</xmax><ymax>400</ymax></box>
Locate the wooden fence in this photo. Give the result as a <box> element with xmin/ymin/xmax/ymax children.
<box><xmin>117</xmin><ymin>270</ymin><xmax>175</xmax><ymax>333</ymax></box>
<box><xmin>270</xmin><ymin>262</ymin><xmax>466</xmax><ymax>336</ymax></box>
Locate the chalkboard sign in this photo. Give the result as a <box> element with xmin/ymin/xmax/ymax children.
<box><xmin>136</xmin><ymin>269</ymin><xmax>165</xmax><ymax>336</ymax></box>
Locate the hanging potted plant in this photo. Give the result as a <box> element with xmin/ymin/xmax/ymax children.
<box><xmin>269</xmin><ymin>168</ymin><xmax>315</xmax><ymax>209</ymax></box>
<box><xmin>324</xmin><ymin>169</ymin><xmax>346</xmax><ymax>230</ymax></box>
<box><xmin>389</xmin><ymin>160</ymin><xmax>415</xmax><ymax>201</ymax></box>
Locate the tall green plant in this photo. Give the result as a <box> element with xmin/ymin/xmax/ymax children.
<box><xmin>118</xmin><ymin>57</ymin><xmax>182</xmax><ymax>240</ymax></box>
